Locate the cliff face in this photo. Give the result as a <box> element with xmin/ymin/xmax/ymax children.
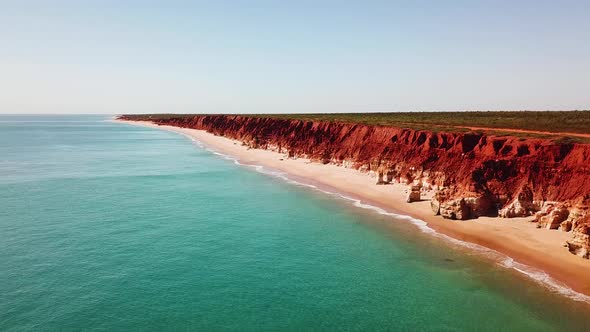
<box><xmin>120</xmin><ymin>115</ymin><xmax>590</xmax><ymax>257</ymax></box>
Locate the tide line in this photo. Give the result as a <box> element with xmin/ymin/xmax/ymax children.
<box><xmin>183</xmin><ymin>131</ymin><xmax>590</xmax><ymax>304</ymax></box>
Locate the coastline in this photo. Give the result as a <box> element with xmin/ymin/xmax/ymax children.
<box><xmin>117</xmin><ymin>119</ymin><xmax>590</xmax><ymax>302</ymax></box>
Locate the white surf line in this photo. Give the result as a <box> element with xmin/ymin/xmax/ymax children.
<box><xmin>149</xmin><ymin>124</ymin><xmax>590</xmax><ymax>304</ymax></box>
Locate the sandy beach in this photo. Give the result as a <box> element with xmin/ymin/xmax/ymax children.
<box><xmin>119</xmin><ymin>119</ymin><xmax>590</xmax><ymax>301</ymax></box>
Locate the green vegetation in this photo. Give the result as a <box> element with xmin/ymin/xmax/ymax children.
<box><xmin>249</xmin><ymin>111</ymin><xmax>590</xmax><ymax>134</ymax></box>
<box><xmin>121</xmin><ymin>111</ymin><xmax>590</xmax><ymax>141</ymax></box>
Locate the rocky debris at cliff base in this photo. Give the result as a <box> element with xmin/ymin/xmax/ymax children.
<box><xmin>566</xmin><ymin>220</ymin><xmax>590</xmax><ymax>258</ymax></box>
<box><xmin>538</xmin><ymin>207</ymin><xmax>570</xmax><ymax>230</ymax></box>
<box><xmin>431</xmin><ymin>190</ymin><xmax>450</xmax><ymax>216</ymax></box>
<box><xmin>376</xmin><ymin>169</ymin><xmax>388</xmax><ymax>185</ymax></box>
<box><xmin>406</xmin><ymin>184</ymin><xmax>422</xmax><ymax>203</ymax></box>
<box><xmin>431</xmin><ymin>196</ymin><xmax>441</xmax><ymax>215</ymax></box>
<box><xmin>498</xmin><ymin>186</ymin><xmax>538</xmax><ymax>218</ymax></box>
<box><xmin>433</xmin><ymin>188</ymin><xmax>495</xmax><ymax>220</ymax></box>
<box><xmin>440</xmin><ymin>198</ymin><xmax>470</xmax><ymax>220</ymax></box>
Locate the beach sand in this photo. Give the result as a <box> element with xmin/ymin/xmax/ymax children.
<box><xmin>119</xmin><ymin>120</ymin><xmax>590</xmax><ymax>300</ymax></box>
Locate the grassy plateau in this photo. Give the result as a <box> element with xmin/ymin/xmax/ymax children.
<box><xmin>121</xmin><ymin>111</ymin><xmax>590</xmax><ymax>143</ymax></box>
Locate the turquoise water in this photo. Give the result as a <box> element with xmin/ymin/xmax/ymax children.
<box><xmin>1</xmin><ymin>115</ymin><xmax>589</xmax><ymax>331</ymax></box>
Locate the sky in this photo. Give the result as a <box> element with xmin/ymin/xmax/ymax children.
<box><xmin>1</xmin><ymin>0</ymin><xmax>589</xmax><ymax>114</ymax></box>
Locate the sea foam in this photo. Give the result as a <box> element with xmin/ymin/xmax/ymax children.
<box><xmin>184</xmin><ymin>133</ymin><xmax>590</xmax><ymax>304</ymax></box>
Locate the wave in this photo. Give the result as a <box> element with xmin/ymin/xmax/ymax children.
<box><xmin>179</xmin><ymin>132</ymin><xmax>590</xmax><ymax>304</ymax></box>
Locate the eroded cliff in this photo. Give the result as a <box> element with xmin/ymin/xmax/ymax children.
<box><xmin>119</xmin><ymin>114</ymin><xmax>590</xmax><ymax>257</ymax></box>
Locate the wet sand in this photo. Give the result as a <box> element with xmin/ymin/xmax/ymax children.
<box><xmin>118</xmin><ymin>119</ymin><xmax>590</xmax><ymax>301</ymax></box>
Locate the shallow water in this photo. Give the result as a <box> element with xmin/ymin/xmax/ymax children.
<box><xmin>1</xmin><ymin>115</ymin><xmax>589</xmax><ymax>331</ymax></box>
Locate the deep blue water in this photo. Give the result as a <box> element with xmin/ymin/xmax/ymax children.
<box><xmin>1</xmin><ymin>115</ymin><xmax>589</xmax><ymax>331</ymax></box>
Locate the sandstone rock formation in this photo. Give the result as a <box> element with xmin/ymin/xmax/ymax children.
<box><xmin>538</xmin><ymin>206</ymin><xmax>570</xmax><ymax>230</ymax></box>
<box><xmin>431</xmin><ymin>196</ymin><xmax>441</xmax><ymax>215</ymax></box>
<box><xmin>440</xmin><ymin>198</ymin><xmax>470</xmax><ymax>220</ymax></box>
<box><xmin>498</xmin><ymin>186</ymin><xmax>537</xmax><ymax>218</ymax></box>
<box><xmin>566</xmin><ymin>219</ymin><xmax>590</xmax><ymax>258</ymax></box>
<box><xmin>406</xmin><ymin>184</ymin><xmax>422</xmax><ymax>203</ymax></box>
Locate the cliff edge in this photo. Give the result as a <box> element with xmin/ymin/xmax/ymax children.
<box><xmin>119</xmin><ymin>114</ymin><xmax>590</xmax><ymax>258</ymax></box>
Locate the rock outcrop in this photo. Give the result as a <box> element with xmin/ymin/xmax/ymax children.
<box><xmin>406</xmin><ymin>184</ymin><xmax>422</xmax><ymax>203</ymax></box>
<box><xmin>430</xmin><ymin>195</ymin><xmax>441</xmax><ymax>215</ymax></box>
<box><xmin>566</xmin><ymin>219</ymin><xmax>590</xmax><ymax>258</ymax></box>
<box><xmin>498</xmin><ymin>186</ymin><xmax>538</xmax><ymax>218</ymax></box>
<box><xmin>119</xmin><ymin>114</ymin><xmax>590</xmax><ymax>258</ymax></box>
<box><xmin>440</xmin><ymin>198</ymin><xmax>470</xmax><ymax>220</ymax></box>
<box><xmin>538</xmin><ymin>206</ymin><xmax>570</xmax><ymax>230</ymax></box>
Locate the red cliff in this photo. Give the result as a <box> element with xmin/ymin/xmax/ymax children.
<box><xmin>120</xmin><ymin>115</ymin><xmax>590</xmax><ymax>257</ymax></box>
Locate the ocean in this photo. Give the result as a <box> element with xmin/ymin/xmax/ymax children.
<box><xmin>1</xmin><ymin>115</ymin><xmax>589</xmax><ymax>331</ymax></box>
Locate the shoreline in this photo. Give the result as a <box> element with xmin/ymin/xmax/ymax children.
<box><xmin>117</xmin><ymin>119</ymin><xmax>590</xmax><ymax>303</ymax></box>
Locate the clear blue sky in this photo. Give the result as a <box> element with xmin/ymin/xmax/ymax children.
<box><xmin>1</xmin><ymin>0</ymin><xmax>589</xmax><ymax>114</ymax></box>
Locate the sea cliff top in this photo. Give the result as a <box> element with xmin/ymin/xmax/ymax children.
<box><xmin>120</xmin><ymin>111</ymin><xmax>590</xmax><ymax>143</ymax></box>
